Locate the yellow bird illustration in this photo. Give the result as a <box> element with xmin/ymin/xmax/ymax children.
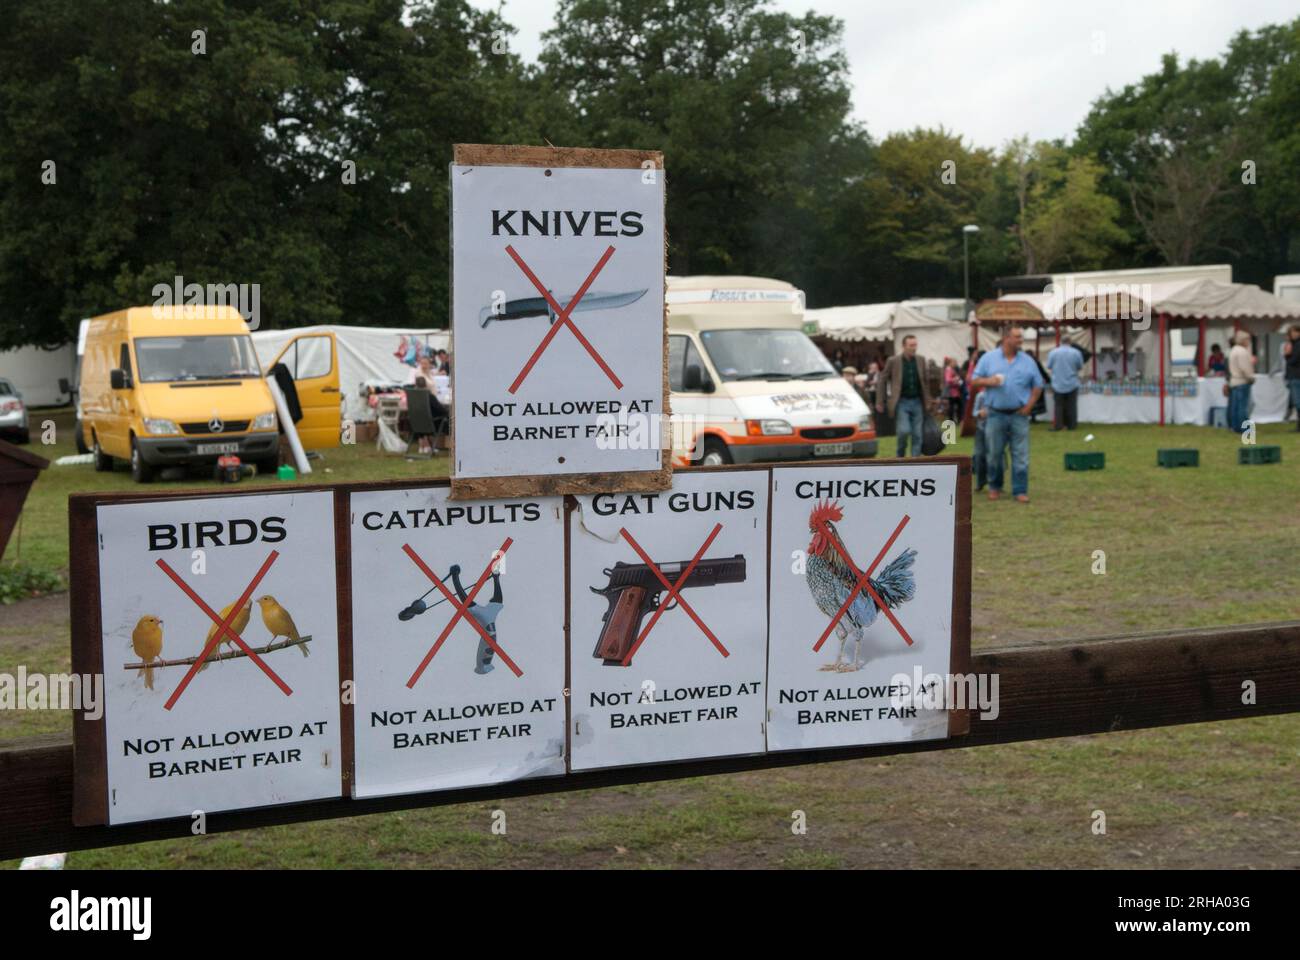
<box><xmin>131</xmin><ymin>615</ymin><xmax>164</xmax><ymax>690</ymax></box>
<box><xmin>256</xmin><ymin>595</ymin><xmax>309</xmax><ymax>657</ymax></box>
<box><xmin>201</xmin><ymin>600</ymin><xmax>251</xmax><ymax>670</ymax></box>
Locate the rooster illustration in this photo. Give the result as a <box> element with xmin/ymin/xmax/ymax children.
<box><xmin>806</xmin><ymin>500</ymin><xmax>917</xmax><ymax>671</ymax></box>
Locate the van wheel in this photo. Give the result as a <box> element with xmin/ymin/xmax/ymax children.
<box><xmin>130</xmin><ymin>438</ymin><xmax>155</xmax><ymax>483</ymax></box>
<box><xmin>74</xmin><ymin>420</ymin><xmax>89</xmax><ymax>454</ymax></box>
<box><xmin>92</xmin><ymin>436</ymin><xmax>113</xmax><ymax>472</ymax></box>
<box><xmin>698</xmin><ymin>437</ymin><xmax>732</xmax><ymax>467</ymax></box>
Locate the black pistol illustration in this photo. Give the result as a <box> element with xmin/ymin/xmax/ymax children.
<box><xmin>590</xmin><ymin>554</ymin><xmax>747</xmax><ymax>665</ymax></box>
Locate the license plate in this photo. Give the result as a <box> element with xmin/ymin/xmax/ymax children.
<box><xmin>812</xmin><ymin>442</ymin><xmax>853</xmax><ymax>456</ymax></box>
<box><xmin>197</xmin><ymin>442</ymin><xmax>239</xmax><ymax>455</ymax></box>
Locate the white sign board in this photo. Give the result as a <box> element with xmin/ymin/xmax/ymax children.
<box><xmin>767</xmin><ymin>463</ymin><xmax>958</xmax><ymax>751</ymax></box>
<box><xmin>350</xmin><ymin>487</ymin><xmax>566</xmax><ymax>796</ymax></box>
<box><xmin>569</xmin><ymin>472</ymin><xmax>769</xmax><ymax>770</ymax></box>
<box><xmin>450</xmin><ymin>146</ymin><xmax>666</xmax><ymax>488</ymax></box>
<box><xmin>96</xmin><ymin>492</ymin><xmax>341</xmax><ymax>824</ymax></box>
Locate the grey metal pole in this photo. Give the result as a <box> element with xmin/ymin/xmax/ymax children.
<box><xmin>963</xmin><ymin>232</ymin><xmax>970</xmax><ymax>318</ymax></box>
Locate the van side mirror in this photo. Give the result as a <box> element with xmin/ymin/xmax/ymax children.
<box><xmin>110</xmin><ymin>368</ymin><xmax>131</xmax><ymax>390</ymax></box>
<box><xmin>683</xmin><ymin>364</ymin><xmax>713</xmax><ymax>393</ymax></box>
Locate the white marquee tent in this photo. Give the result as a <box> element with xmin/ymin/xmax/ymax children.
<box><xmin>251</xmin><ymin>324</ymin><xmax>449</xmax><ymax>422</ymax></box>
<box><xmin>808</xmin><ymin>299</ymin><xmax>999</xmax><ymax>363</ymax></box>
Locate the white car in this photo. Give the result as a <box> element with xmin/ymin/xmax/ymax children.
<box><xmin>0</xmin><ymin>378</ymin><xmax>31</xmax><ymax>444</ymax></box>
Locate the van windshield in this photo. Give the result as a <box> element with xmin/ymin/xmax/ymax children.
<box><xmin>134</xmin><ymin>336</ymin><xmax>263</xmax><ymax>383</ymax></box>
<box><xmin>698</xmin><ymin>328</ymin><xmax>836</xmax><ymax>382</ymax></box>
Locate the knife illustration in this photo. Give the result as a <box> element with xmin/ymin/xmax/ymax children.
<box><xmin>479</xmin><ymin>289</ymin><xmax>648</xmax><ymax>328</ymax></box>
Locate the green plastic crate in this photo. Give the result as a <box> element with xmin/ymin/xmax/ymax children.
<box><xmin>1065</xmin><ymin>451</ymin><xmax>1105</xmax><ymax>470</ymax></box>
<box><xmin>1238</xmin><ymin>445</ymin><xmax>1281</xmax><ymax>465</ymax></box>
<box><xmin>1157</xmin><ymin>448</ymin><xmax>1199</xmax><ymax>468</ymax></box>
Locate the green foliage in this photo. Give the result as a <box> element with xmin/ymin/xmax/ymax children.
<box><xmin>0</xmin><ymin>562</ymin><xmax>64</xmax><ymax>604</ymax></box>
<box><xmin>1019</xmin><ymin>150</ymin><xmax>1128</xmax><ymax>273</ymax></box>
<box><xmin>1075</xmin><ymin>19</ymin><xmax>1300</xmax><ymax>280</ymax></box>
<box><xmin>0</xmin><ymin>2</ymin><xmax>1297</xmax><ymax>347</ymax></box>
<box><xmin>0</xmin><ymin>0</ymin><xmax>528</xmax><ymax>347</ymax></box>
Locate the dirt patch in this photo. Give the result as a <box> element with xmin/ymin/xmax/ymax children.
<box><xmin>0</xmin><ymin>591</ymin><xmax>69</xmax><ymax>634</ymax></box>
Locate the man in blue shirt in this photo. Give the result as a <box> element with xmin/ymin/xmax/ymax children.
<box><xmin>969</xmin><ymin>327</ymin><xmax>1045</xmax><ymax>502</ymax></box>
<box><xmin>1045</xmin><ymin>340</ymin><xmax>1085</xmax><ymax>431</ymax></box>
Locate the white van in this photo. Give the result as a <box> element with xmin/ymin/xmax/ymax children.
<box><xmin>667</xmin><ymin>276</ymin><xmax>877</xmax><ymax>466</ymax></box>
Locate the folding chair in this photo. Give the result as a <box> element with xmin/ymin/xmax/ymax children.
<box><xmin>402</xmin><ymin>388</ymin><xmax>448</xmax><ymax>458</ymax></box>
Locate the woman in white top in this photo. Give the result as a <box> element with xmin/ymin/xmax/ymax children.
<box><xmin>1227</xmin><ymin>331</ymin><xmax>1256</xmax><ymax>434</ymax></box>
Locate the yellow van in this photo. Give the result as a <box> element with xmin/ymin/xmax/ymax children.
<box><xmin>79</xmin><ymin>305</ymin><xmax>340</xmax><ymax>482</ymax></box>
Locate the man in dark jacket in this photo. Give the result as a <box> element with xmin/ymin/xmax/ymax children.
<box><xmin>876</xmin><ymin>335</ymin><xmax>935</xmax><ymax>457</ymax></box>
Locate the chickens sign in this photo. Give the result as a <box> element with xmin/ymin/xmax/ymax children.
<box><xmin>767</xmin><ymin>463</ymin><xmax>962</xmax><ymax>751</ymax></box>
<box><xmin>87</xmin><ymin>491</ymin><xmax>343</xmax><ymax>825</ymax></box>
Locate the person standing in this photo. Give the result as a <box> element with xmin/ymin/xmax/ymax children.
<box><xmin>1283</xmin><ymin>324</ymin><xmax>1300</xmax><ymax>431</ymax></box>
<box><xmin>970</xmin><ymin>388</ymin><xmax>990</xmax><ymax>492</ymax></box>
<box><xmin>863</xmin><ymin>361</ymin><xmax>880</xmax><ymax>399</ymax></box>
<box><xmin>943</xmin><ymin>358</ymin><xmax>964</xmax><ymax>422</ymax></box>
<box><xmin>969</xmin><ymin>326</ymin><xmax>1044</xmax><ymax>502</ymax></box>
<box><xmin>1227</xmin><ymin>330</ymin><xmax>1256</xmax><ymax>433</ymax></box>
<box><xmin>876</xmin><ymin>335</ymin><xmax>934</xmax><ymax>457</ymax></box>
<box><xmin>1045</xmin><ymin>339</ymin><xmax>1084</xmax><ymax>431</ymax></box>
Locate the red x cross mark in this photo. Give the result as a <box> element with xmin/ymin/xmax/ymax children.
<box><xmin>504</xmin><ymin>244</ymin><xmax>623</xmax><ymax>394</ymax></box>
<box><xmin>617</xmin><ymin>524</ymin><xmax>729</xmax><ymax>667</ymax></box>
<box><xmin>812</xmin><ymin>515</ymin><xmax>914</xmax><ymax>652</ymax></box>
<box><xmin>156</xmin><ymin>550</ymin><xmax>291</xmax><ymax>710</ymax></box>
<box><xmin>401</xmin><ymin>540</ymin><xmax>520</xmax><ymax>686</ymax></box>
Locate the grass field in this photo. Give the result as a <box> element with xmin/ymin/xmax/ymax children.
<box><xmin>1</xmin><ymin>409</ymin><xmax>1297</xmax><ymax>868</ymax></box>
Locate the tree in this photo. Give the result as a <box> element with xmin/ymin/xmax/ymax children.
<box><xmin>0</xmin><ymin>0</ymin><xmax>534</xmax><ymax>348</ymax></box>
<box><xmin>851</xmin><ymin>128</ymin><xmax>997</xmax><ymax>299</ymax></box>
<box><xmin>1002</xmin><ymin>139</ymin><xmax>1127</xmax><ymax>273</ymax></box>
<box><xmin>538</xmin><ymin>0</ymin><xmax>873</xmax><ymax>295</ymax></box>
<box><xmin>1075</xmin><ymin>20</ymin><xmax>1300</xmax><ymax>280</ymax></box>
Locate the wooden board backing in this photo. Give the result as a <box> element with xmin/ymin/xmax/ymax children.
<box><xmin>453</xmin><ymin>144</ymin><xmax>663</xmax><ymax>170</ymax></box>
<box><xmin>64</xmin><ymin>457</ymin><xmax>970</xmax><ymax>828</ymax></box>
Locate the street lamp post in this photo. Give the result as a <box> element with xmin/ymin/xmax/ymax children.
<box><xmin>963</xmin><ymin>224</ymin><xmax>981</xmax><ymax>353</ymax></box>
<box><xmin>962</xmin><ymin>224</ymin><xmax>980</xmax><ymax>319</ymax></box>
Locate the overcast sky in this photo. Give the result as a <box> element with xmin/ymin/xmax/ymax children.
<box><xmin>480</xmin><ymin>0</ymin><xmax>1296</xmax><ymax>149</ymax></box>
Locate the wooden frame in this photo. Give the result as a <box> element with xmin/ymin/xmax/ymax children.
<box><xmin>448</xmin><ymin>143</ymin><xmax>671</xmax><ymax>500</ymax></box>
<box><xmin>65</xmin><ymin>457</ymin><xmax>971</xmax><ymax>827</ymax></box>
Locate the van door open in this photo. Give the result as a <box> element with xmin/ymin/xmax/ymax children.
<box><xmin>270</xmin><ymin>332</ymin><xmax>342</xmax><ymax>449</ymax></box>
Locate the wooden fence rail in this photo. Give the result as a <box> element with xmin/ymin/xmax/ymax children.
<box><xmin>2</xmin><ymin>620</ymin><xmax>1297</xmax><ymax>861</ymax></box>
